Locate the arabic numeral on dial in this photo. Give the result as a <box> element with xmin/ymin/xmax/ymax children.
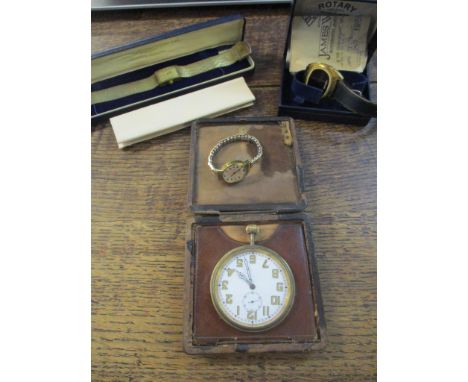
<box><xmin>262</xmin><ymin>259</ymin><xmax>269</xmax><ymax>268</ymax></box>
<box><xmin>272</xmin><ymin>269</ymin><xmax>279</xmax><ymax>278</ymax></box>
<box><xmin>226</xmin><ymin>294</ymin><xmax>233</xmax><ymax>304</ymax></box>
<box><xmin>247</xmin><ymin>311</ymin><xmax>257</xmax><ymax>320</ymax></box>
<box><xmin>222</xmin><ymin>280</ymin><xmax>228</xmax><ymax>290</ymax></box>
<box><xmin>263</xmin><ymin>306</ymin><xmax>270</xmax><ymax>316</ymax></box>
<box><xmin>271</xmin><ymin>295</ymin><xmax>280</xmax><ymax>305</ymax></box>
<box><xmin>236</xmin><ymin>258</ymin><xmax>243</xmax><ymax>267</ymax></box>
<box><xmin>249</xmin><ymin>254</ymin><xmax>256</xmax><ymax>264</ymax></box>
<box><xmin>276</xmin><ymin>282</ymin><xmax>283</xmax><ymax>291</ymax></box>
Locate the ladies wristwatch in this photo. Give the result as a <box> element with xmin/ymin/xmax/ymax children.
<box><xmin>208</xmin><ymin>134</ymin><xmax>263</xmax><ymax>184</ymax></box>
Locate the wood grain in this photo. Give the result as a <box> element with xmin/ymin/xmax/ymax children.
<box><xmin>92</xmin><ymin>5</ymin><xmax>376</xmax><ymax>381</ymax></box>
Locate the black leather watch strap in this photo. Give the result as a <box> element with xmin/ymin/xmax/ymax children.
<box><xmin>333</xmin><ymin>80</ymin><xmax>377</xmax><ymax>117</ymax></box>
<box><xmin>291</xmin><ymin>63</ymin><xmax>377</xmax><ymax>118</ymax></box>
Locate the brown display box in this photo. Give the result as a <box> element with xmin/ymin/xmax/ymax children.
<box><xmin>183</xmin><ymin>117</ymin><xmax>326</xmax><ymax>354</ymax></box>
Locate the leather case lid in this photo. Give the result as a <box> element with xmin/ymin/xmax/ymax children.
<box><xmin>188</xmin><ymin>117</ymin><xmax>307</xmax><ymax>214</ymax></box>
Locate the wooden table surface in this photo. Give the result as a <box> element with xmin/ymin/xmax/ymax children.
<box><xmin>92</xmin><ymin>5</ymin><xmax>376</xmax><ymax>381</ymax></box>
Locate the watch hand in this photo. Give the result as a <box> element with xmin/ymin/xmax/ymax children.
<box><xmin>237</xmin><ymin>271</ymin><xmax>250</xmax><ymax>283</ymax></box>
<box><xmin>236</xmin><ymin>270</ymin><xmax>255</xmax><ymax>289</ymax></box>
<box><xmin>244</xmin><ymin>257</ymin><xmax>253</xmax><ymax>283</ymax></box>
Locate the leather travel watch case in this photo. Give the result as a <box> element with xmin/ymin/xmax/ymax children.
<box><xmin>183</xmin><ymin>117</ymin><xmax>327</xmax><ymax>354</ymax></box>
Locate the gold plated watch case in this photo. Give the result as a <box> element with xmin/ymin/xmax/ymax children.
<box><xmin>218</xmin><ymin>160</ymin><xmax>252</xmax><ymax>184</ymax></box>
<box><xmin>304</xmin><ymin>62</ymin><xmax>344</xmax><ymax>99</ymax></box>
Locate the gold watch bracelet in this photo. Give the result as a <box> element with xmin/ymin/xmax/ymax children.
<box><xmin>91</xmin><ymin>41</ymin><xmax>251</xmax><ymax>105</ymax></box>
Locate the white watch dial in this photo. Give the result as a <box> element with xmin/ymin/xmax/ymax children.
<box><xmin>210</xmin><ymin>246</ymin><xmax>295</xmax><ymax>331</ymax></box>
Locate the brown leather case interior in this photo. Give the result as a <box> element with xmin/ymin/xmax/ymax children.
<box><xmin>192</xmin><ymin>221</ymin><xmax>319</xmax><ymax>345</ymax></box>
<box><xmin>190</xmin><ymin>118</ymin><xmax>304</xmax><ymax>210</ymax></box>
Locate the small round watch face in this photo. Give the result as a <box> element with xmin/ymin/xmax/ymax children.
<box><xmin>221</xmin><ymin>161</ymin><xmax>248</xmax><ymax>184</ymax></box>
<box><xmin>210</xmin><ymin>245</ymin><xmax>295</xmax><ymax>332</ymax></box>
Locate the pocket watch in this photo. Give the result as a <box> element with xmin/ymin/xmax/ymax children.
<box><xmin>210</xmin><ymin>225</ymin><xmax>295</xmax><ymax>332</ymax></box>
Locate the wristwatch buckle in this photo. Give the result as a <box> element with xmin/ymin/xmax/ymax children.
<box><xmin>304</xmin><ymin>63</ymin><xmax>344</xmax><ymax>99</ymax></box>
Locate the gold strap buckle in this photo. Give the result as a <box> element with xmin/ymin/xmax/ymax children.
<box><xmin>154</xmin><ymin>65</ymin><xmax>181</xmax><ymax>86</ymax></box>
<box><xmin>304</xmin><ymin>63</ymin><xmax>344</xmax><ymax>99</ymax></box>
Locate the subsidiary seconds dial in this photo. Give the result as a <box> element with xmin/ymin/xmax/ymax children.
<box><xmin>210</xmin><ymin>225</ymin><xmax>295</xmax><ymax>332</ymax></box>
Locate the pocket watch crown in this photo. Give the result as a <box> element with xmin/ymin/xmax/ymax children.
<box><xmin>246</xmin><ymin>224</ymin><xmax>260</xmax><ymax>236</ymax></box>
